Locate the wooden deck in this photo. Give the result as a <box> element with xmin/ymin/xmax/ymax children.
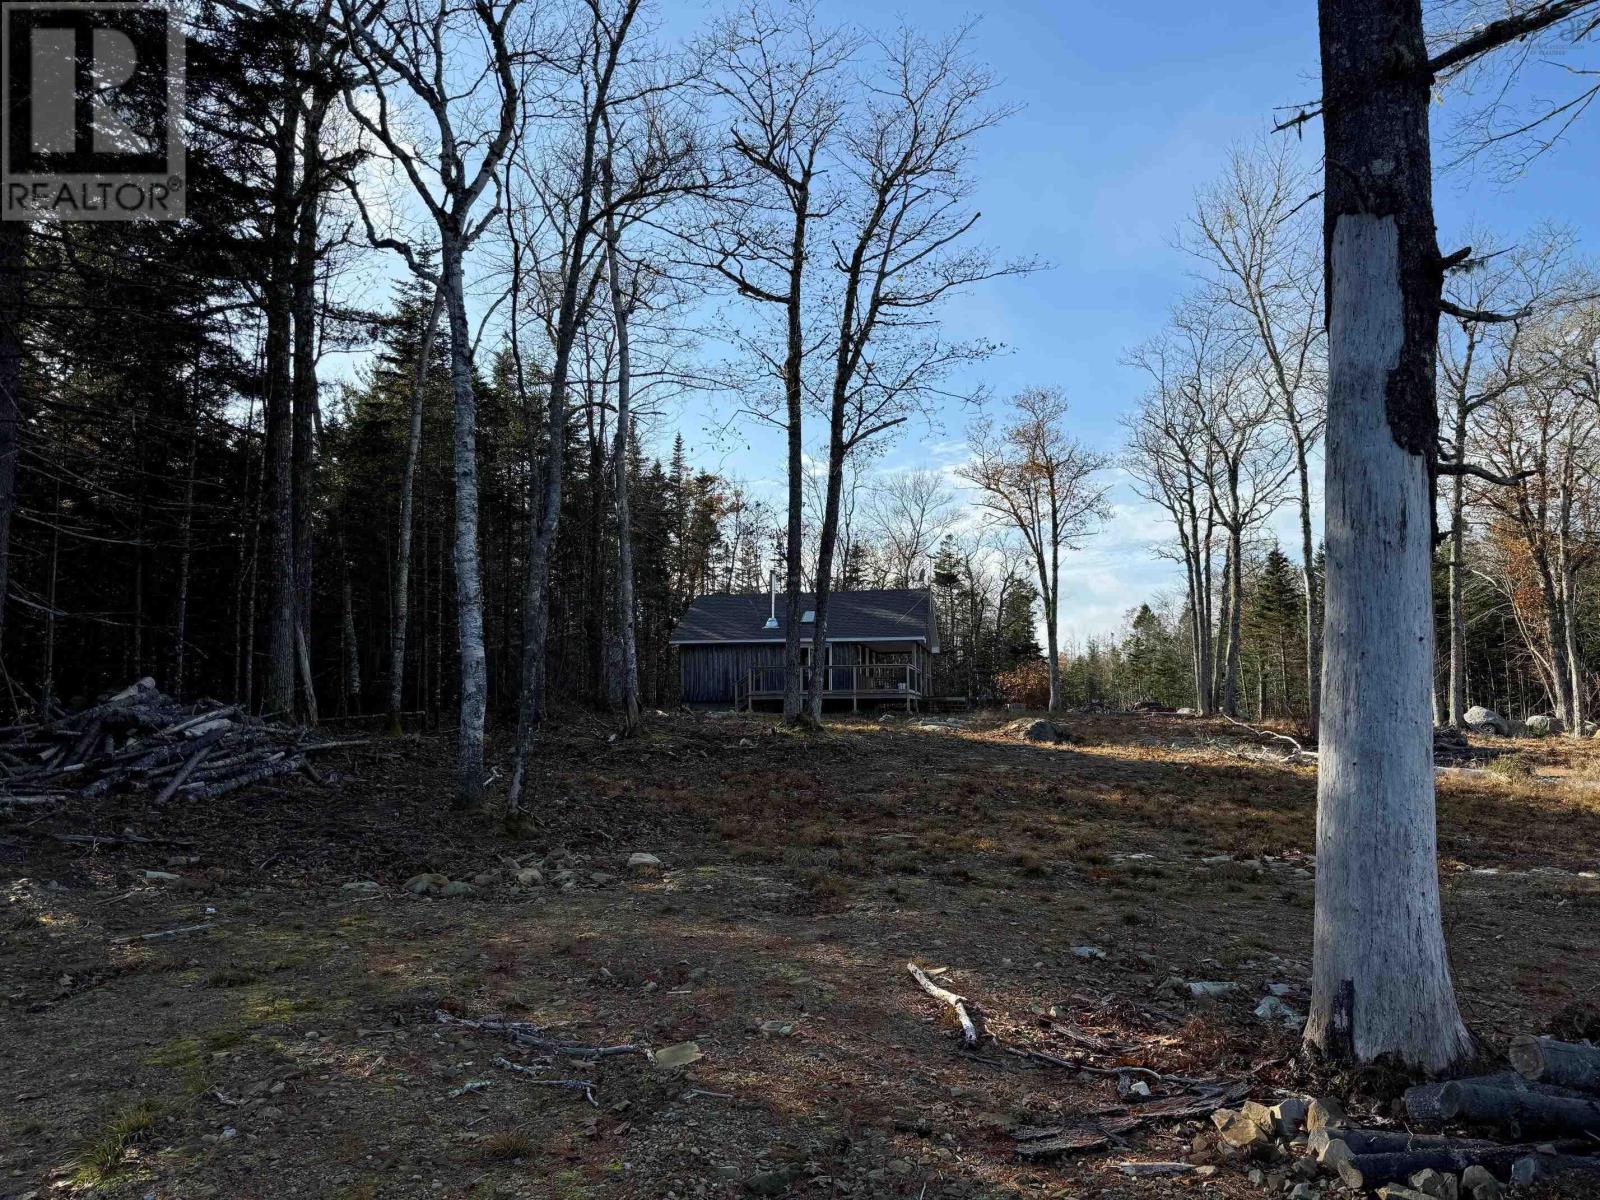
<box><xmin>736</xmin><ymin>664</ymin><xmax>924</xmax><ymax>712</ymax></box>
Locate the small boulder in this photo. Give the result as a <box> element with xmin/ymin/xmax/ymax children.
<box><xmin>404</xmin><ymin>873</ymin><xmax>449</xmax><ymax>896</ymax></box>
<box><xmin>1460</xmin><ymin>1164</ymin><xmax>1501</xmax><ymax>1200</ymax></box>
<box><xmin>1377</xmin><ymin>1187</ymin><xmax>1433</xmax><ymax>1200</ymax></box>
<box><xmin>140</xmin><ymin>869</ymin><xmax>181</xmax><ymax>884</ymax></box>
<box><xmin>1523</xmin><ymin>713</ymin><xmax>1559</xmax><ymax>737</ymax></box>
<box><xmin>513</xmin><ymin>867</ymin><xmax>544</xmax><ymax>887</ymax></box>
<box><xmin>1408</xmin><ymin>1168</ymin><xmax>1458</xmax><ymax>1200</ymax></box>
<box><xmin>1187</xmin><ymin>980</ymin><xmax>1239</xmax><ymax>1000</ymax></box>
<box><xmin>1212</xmin><ymin>1108</ymin><xmax>1270</xmax><ymax>1151</ymax></box>
<box><xmin>1017</xmin><ymin>719</ymin><xmax>1071</xmax><ymax>743</ymax></box>
<box><xmin>1254</xmin><ymin>994</ymin><xmax>1304</xmax><ymax>1029</ymax></box>
<box><xmin>627</xmin><ymin>852</ymin><xmax>663</xmax><ymax>875</ymax></box>
<box><xmin>340</xmin><ymin>880</ymin><xmax>381</xmax><ymax>892</ymax></box>
<box><xmin>440</xmin><ymin>880</ymin><xmax>475</xmax><ymax>898</ymax></box>
<box><xmin>1464</xmin><ymin>706</ymin><xmax>1508</xmax><ymax>736</ymax></box>
<box><xmin>1270</xmin><ymin>1097</ymin><xmax>1309</xmax><ymax>1137</ymax></box>
<box><xmin>1306</xmin><ymin>1096</ymin><xmax>1348</xmax><ymax>1132</ymax></box>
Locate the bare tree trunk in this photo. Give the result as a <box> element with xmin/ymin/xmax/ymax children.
<box><xmin>1294</xmin><ymin>434</ymin><xmax>1321</xmax><ymax>733</ymax></box>
<box><xmin>1224</xmin><ymin>527</ymin><xmax>1243</xmax><ymax>717</ymax></box>
<box><xmin>781</xmin><ymin>202</ymin><xmax>808</xmax><ymax>725</ymax></box>
<box><xmin>262</xmin><ymin>84</ymin><xmax>301</xmax><ymax>719</ymax></box>
<box><xmin>335</xmin><ymin>512</ymin><xmax>361</xmax><ymax>715</ymax></box>
<box><xmin>173</xmin><ymin>429</ymin><xmax>197</xmax><ymax>696</ymax></box>
<box><xmin>1447</xmin><ymin>432</ymin><xmax>1469</xmax><ymax>727</ymax></box>
<box><xmin>441</xmin><ymin>234</ymin><xmax>487</xmax><ymax>809</ymax></box>
<box><xmin>601</xmin><ymin>170</ymin><xmax>642</xmax><ymax>737</ymax></box>
<box><xmin>1306</xmin><ymin>0</ymin><xmax>1472</xmax><ymax>1073</ymax></box>
<box><xmin>389</xmin><ymin>285</ymin><xmax>442</xmax><ymax>733</ymax></box>
<box><xmin>0</xmin><ymin>221</ymin><xmax>23</xmax><ymax>649</ymax></box>
<box><xmin>292</xmin><ymin>159</ymin><xmax>321</xmax><ymax>725</ymax></box>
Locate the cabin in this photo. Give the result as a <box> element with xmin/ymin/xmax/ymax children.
<box><xmin>670</xmin><ymin>588</ymin><xmax>940</xmax><ymax>711</ymax></box>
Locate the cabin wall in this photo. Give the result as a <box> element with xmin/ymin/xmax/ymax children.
<box><xmin>677</xmin><ymin>643</ymin><xmax>786</xmax><ymax>704</ymax></box>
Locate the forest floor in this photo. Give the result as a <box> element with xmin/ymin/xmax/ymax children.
<box><xmin>6</xmin><ymin>710</ymin><xmax>1600</xmax><ymax>1200</ymax></box>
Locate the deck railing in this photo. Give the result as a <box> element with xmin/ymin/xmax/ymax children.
<box><xmin>735</xmin><ymin>663</ymin><xmax>922</xmax><ymax>709</ymax></box>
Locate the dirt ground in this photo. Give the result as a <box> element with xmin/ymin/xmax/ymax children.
<box><xmin>6</xmin><ymin>710</ymin><xmax>1600</xmax><ymax>1200</ymax></box>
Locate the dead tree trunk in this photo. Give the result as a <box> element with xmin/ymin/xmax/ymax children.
<box><xmin>601</xmin><ymin>156</ymin><xmax>641</xmax><ymax>738</ymax></box>
<box><xmin>1305</xmin><ymin>0</ymin><xmax>1473</xmax><ymax>1073</ymax></box>
<box><xmin>388</xmin><ymin>285</ymin><xmax>442</xmax><ymax>733</ymax></box>
<box><xmin>0</xmin><ymin>221</ymin><xmax>23</xmax><ymax>651</ymax></box>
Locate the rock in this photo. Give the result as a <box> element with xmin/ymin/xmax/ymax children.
<box><xmin>758</xmin><ymin>1020</ymin><xmax>794</xmax><ymax>1037</ymax></box>
<box><xmin>1187</xmin><ymin>980</ymin><xmax>1239</xmax><ymax>999</ymax></box>
<box><xmin>1459</xmin><ymin>1165</ymin><xmax>1500</xmax><ymax>1199</ymax></box>
<box><xmin>513</xmin><ymin>867</ymin><xmax>543</xmax><ymax>887</ymax></box>
<box><xmin>588</xmin><ymin>871</ymin><xmax>616</xmax><ymax>886</ymax></box>
<box><xmin>1407</xmin><ymin>1168</ymin><xmax>1458</xmax><ymax>1200</ymax></box>
<box><xmin>1288</xmin><ymin>1185</ymin><xmax>1317</xmax><ymax>1200</ymax></box>
<box><xmin>651</xmin><ymin>1041</ymin><xmax>703</xmax><ymax>1069</ymax></box>
<box><xmin>627</xmin><ymin>852</ymin><xmax>663</xmax><ymax>875</ymax></box>
<box><xmin>1377</xmin><ymin>1187</ymin><xmax>1432</xmax><ymax>1200</ymax></box>
<box><xmin>1071</xmin><ymin>945</ymin><xmax>1107</xmax><ymax>959</ymax></box>
<box><xmin>1239</xmin><ymin>1100</ymin><xmax>1276</xmax><ymax>1134</ymax></box>
<box><xmin>471</xmin><ymin>870</ymin><xmax>501</xmax><ymax>886</ymax></box>
<box><xmin>1254</xmin><ymin>994</ymin><xmax>1305</xmax><ymax>1029</ymax></box>
<box><xmin>440</xmin><ymin>881</ymin><xmax>474</xmax><ymax>898</ymax></box>
<box><xmin>1017</xmin><ymin>719</ymin><xmax>1071</xmax><ymax>743</ymax></box>
<box><xmin>1306</xmin><ymin>1097</ymin><xmax>1347</xmax><ymax>1132</ymax></box>
<box><xmin>140</xmin><ymin>869</ymin><xmax>181</xmax><ymax>883</ymax></box>
<box><xmin>404</xmin><ymin>873</ymin><xmax>449</xmax><ymax>896</ymax></box>
<box><xmin>340</xmin><ymin>880</ymin><xmax>381</xmax><ymax>892</ymax></box>
<box><xmin>1213</xmin><ymin>1109</ymin><xmax>1270</xmax><ymax>1151</ymax></box>
<box><xmin>1318</xmin><ymin>1137</ymin><xmax>1354</xmax><ymax>1173</ymax></box>
<box><xmin>1271</xmin><ymin>1098</ymin><xmax>1310</xmax><ymax>1136</ymax></box>
<box><xmin>1523</xmin><ymin>713</ymin><xmax>1559</xmax><ymax>736</ymax></box>
<box><xmin>1464</xmin><ymin>706</ymin><xmax>1509</xmax><ymax>735</ymax></box>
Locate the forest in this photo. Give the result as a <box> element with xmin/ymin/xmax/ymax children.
<box><xmin>6</xmin><ymin>1</ymin><xmax>1600</xmax><ymax>1199</ymax></box>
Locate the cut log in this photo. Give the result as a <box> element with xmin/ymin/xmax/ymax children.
<box><xmin>1437</xmin><ymin>1079</ymin><xmax>1600</xmax><ymax>1137</ymax></box>
<box><xmin>1336</xmin><ymin>1144</ymin><xmax>1555</xmax><ymax>1189</ymax></box>
<box><xmin>1310</xmin><ymin>1127</ymin><xmax>1497</xmax><ymax>1158</ymax></box>
<box><xmin>907</xmin><ymin>962</ymin><xmax>982</xmax><ymax>1045</ymax></box>
<box><xmin>1509</xmin><ymin>1035</ymin><xmax>1600</xmax><ymax>1094</ymax></box>
<box><xmin>1404</xmin><ymin>1072</ymin><xmax>1587</xmax><ymax>1127</ymax></box>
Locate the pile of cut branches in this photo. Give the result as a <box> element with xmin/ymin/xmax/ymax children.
<box><xmin>0</xmin><ymin>678</ymin><xmax>367</xmax><ymax>811</ymax></box>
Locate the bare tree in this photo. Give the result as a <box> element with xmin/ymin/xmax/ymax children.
<box><xmin>1123</xmin><ymin>374</ymin><xmax>1222</xmax><ymax>716</ymax></box>
<box><xmin>961</xmin><ymin>388</ymin><xmax>1110</xmax><ymax>711</ymax></box>
<box><xmin>502</xmin><ymin>0</ymin><xmax>652</xmax><ymax>815</ymax></box>
<box><xmin>864</xmin><ymin>468</ymin><xmax>958</xmax><ymax>587</ymax></box>
<box><xmin>1299</xmin><ymin>0</ymin><xmax>1600</xmax><ymax>1071</ymax></box>
<box><xmin>1187</xmin><ymin>140</ymin><xmax>1326</xmax><ymax>730</ymax></box>
<box><xmin>342</xmin><ymin>0</ymin><xmax>528</xmax><ymax>809</ymax></box>
<box><xmin>802</xmin><ymin>24</ymin><xmax>1031</xmax><ymax>722</ymax></box>
<box><xmin>1436</xmin><ymin>230</ymin><xmax>1578</xmax><ymax>727</ymax></box>
<box><xmin>696</xmin><ymin>1</ymin><xmax>854</xmax><ymax>723</ymax></box>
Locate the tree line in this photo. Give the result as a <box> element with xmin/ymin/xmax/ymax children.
<box><xmin>0</xmin><ymin>0</ymin><xmax>1045</xmax><ymax>806</ymax></box>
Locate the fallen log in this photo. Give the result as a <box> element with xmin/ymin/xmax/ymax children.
<box><xmin>1309</xmin><ymin>1127</ymin><xmax>1497</xmax><ymax>1158</ymax></box>
<box><xmin>1510</xmin><ymin>1035</ymin><xmax>1600</xmax><ymax>1094</ymax></box>
<box><xmin>907</xmin><ymin>962</ymin><xmax>982</xmax><ymax>1045</ymax></box>
<box><xmin>1436</xmin><ymin>1078</ymin><xmax>1600</xmax><ymax>1137</ymax></box>
<box><xmin>1336</xmin><ymin>1144</ymin><xmax>1556</xmax><ymax>1189</ymax></box>
<box><xmin>1404</xmin><ymin>1072</ymin><xmax>1588</xmax><ymax>1126</ymax></box>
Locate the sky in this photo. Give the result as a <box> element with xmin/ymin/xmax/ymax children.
<box><xmin>646</xmin><ymin>0</ymin><xmax>1600</xmax><ymax>644</ymax></box>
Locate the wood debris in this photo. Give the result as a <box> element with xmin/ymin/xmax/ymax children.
<box><xmin>0</xmin><ymin>677</ymin><xmax>370</xmax><ymax>810</ymax></box>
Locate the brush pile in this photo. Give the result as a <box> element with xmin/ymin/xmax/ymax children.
<box><xmin>1206</xmin><ymin>1035</ymin><xmax>1600</xmax><ymax>1198</ymax></box>
<box><xmin>0</xmin><ymin>677</ymin><xmax>364</xmax><ymax>811</ymax></box>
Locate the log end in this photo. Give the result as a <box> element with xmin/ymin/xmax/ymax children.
<box><xmin>1509</xmin><ymin>1034</ymin><xmax>1545</xmax><ymax>1081</ymax></box>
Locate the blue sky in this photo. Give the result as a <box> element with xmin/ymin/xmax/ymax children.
<box><xmin>655</xmin><ymin>0</ymin><xmax>1600</xmax><ymax>642</ymax></box>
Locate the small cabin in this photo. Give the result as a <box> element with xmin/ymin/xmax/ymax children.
<box><xmin>670</xmin><ymin>588</ymin><xmax>940</xmax><ymax>711</ymax></box>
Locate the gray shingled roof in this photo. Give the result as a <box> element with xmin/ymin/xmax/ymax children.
<box><xmin>670</xmin><ymin>588</ymin><xmax>938</xmax><ymax>650</ymax></box>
